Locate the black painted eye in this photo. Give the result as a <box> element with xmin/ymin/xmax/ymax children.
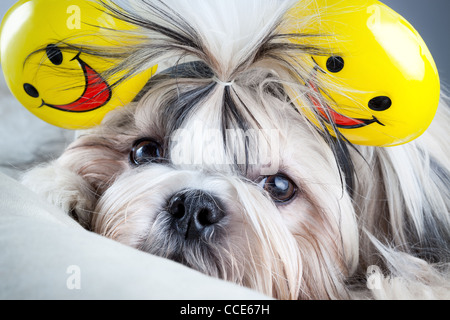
<box><xmin>130</xmin><ymin>139</ymin><xmax>164</xmax><ymax>166</ymax></box>
<box><xmin>369</xmin><ymin>96</ymin><xmax>392</xmax><ymax>111</ymax></box>
<box><xmin>326</xmin><ymin>56</ymin><xmax>344</xmax><ymax>73</ymax></box>
<box><xmin>46</xmin><ymin>44</ymin><xmax>63</xmax><ymax>65</ymax></box>
<box><xmin>23</xmin><ymin>83</ymin><xmax>39</xmax><ymax>98</ymax></box>
<box><xmin>259</xmin><ymin>174</ymin><xmax>298</xmax><ymax>204</ymax></box>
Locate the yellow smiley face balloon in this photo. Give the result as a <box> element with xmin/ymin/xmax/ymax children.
<box><xmin>0</xmin><ymin>0</ymin><xmax>157</xmax><ymax>129</ymax></box>
<box><xmin>289</xmin><ymin>0</ymin><xmax>440</xmax><ymax>146</ymax></box>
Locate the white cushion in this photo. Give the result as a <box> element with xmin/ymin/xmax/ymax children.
<box><xmin>0</xmin><ymin>173</ymin><xmax>269</xmax><ymax>300</ymax></box>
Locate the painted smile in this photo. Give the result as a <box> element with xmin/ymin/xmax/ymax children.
<box><xmin>40</xmin><ymin>53</ymin><xmax>112</xmax><ymax>112</ymax></box>
<box><xmin>306</xmin><ymin>67</ymin><xmax>383</xmax><ymax>129</ymax></box>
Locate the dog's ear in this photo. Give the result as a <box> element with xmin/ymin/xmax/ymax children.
<box><xmin>57</xmin><ymin>133</ymin><xmax>130</xmax><ymax>196</ymax></box>
<box><xmin>21</xmin><ymin>162</ymin><xmax>98</xmax><ymax>229</ymax></box>
<box><xmin>21</xmin><ymin>129</ymin><xmax>131</xmax><ymax>229</ymax></box>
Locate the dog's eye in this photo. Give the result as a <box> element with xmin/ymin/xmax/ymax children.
<box><xmin>259</xmin><ymin>174</ymin><xmax>297</xmax><ymax>204</ymax></box>
<box><xmin>130</xmin><ymin>139</ymin><xmax>164</xmax><ymax>166</ymax></box>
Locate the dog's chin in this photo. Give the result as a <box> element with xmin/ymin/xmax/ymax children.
<box><xmin>141</xmin><ymin>203</ymin><xmax>231</xmax><ymax>278</ymax></box>
<box><xmin>144</xmin><ymin>210</ymin><xmax>229</xmax><ymax>279</ymax></box>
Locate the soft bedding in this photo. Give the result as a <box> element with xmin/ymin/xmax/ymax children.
<box><xmin>0</xmin><ymin>172</ymin><xmax>269</xmax><ymax>300</ymax></box>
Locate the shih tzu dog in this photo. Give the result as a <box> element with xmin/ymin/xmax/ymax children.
<box><xmin>22</xmin><ymin>0</ymin><xmax>449</xmax><ymax>299</ymax></box>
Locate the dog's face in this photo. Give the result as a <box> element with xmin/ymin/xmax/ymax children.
<box><xmin>58</xmin><ymin>74</ymin><xmax>359</xmax><ymax>299</ymax></box>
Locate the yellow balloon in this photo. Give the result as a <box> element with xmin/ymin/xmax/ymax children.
<box><xmin>0</xmin><ymin>0</ymin><xmax>157</xmax><ymax>129</ymax></box>
<box><xmin>289</xmin><ymin>0</ymin><xmax>440</xmax><ymax>146</ymax></box>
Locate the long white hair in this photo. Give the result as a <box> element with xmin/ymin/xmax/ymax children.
<box><xmin>22</xmin><ymin>0</ymin><xmax>450</xmax><ymax>299</ymax></box>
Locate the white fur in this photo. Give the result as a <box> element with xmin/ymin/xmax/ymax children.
<box><xmin>21</xmin><ymin>0</ymin><xmax>450</xmax><ymax>299</ymax></box>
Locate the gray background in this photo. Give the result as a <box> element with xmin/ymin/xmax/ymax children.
<box><xmin>382</xmin><ymin>0</ymin><xmax>450</xmax><ymax>87</ymax></box>
<box><xmin>1</xmin><ymin>0</ymin><xmax>449</xmax><ymax>83</ymax></box>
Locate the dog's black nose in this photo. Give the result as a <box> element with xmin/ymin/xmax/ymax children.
<box><xmin>167</xmin><ymin>190</ymin><xmax>225</xmax><ymax>240</ymax></box>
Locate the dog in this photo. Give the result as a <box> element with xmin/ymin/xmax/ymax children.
<box><xmin>22</xmin><ymin>0</ymin><xmax>450</xmax><ymax>299</ymax></box>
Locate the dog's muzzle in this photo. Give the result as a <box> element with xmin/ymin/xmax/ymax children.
<box><xmin>167</xmin><ymin>190</ymin><xmax>226</xmax><ymax>240</ymax></box>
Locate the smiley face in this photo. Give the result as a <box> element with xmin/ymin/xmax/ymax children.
<box><xmin>24</xmin><ymin>44</ymin><xmax>112</xmax><ymax>113</ymax></box>
<box><xmin>306</xmin><ymin>61</ymin><xmax>386</xmax><ymax>130</ymax></box>
<box><xmin>23</xmin><ymin>44</ymin><xmax>112</xmax><ymax>112</ymax></box>
<box><xmin>289</xmin><ymin>0</ymin><xmax>440</xmax><ymax>146</ymax></box>
<box><xmin>0</xmin><ymin>0</ymin><xmax>156</xmax><ymax>129</ymax></box>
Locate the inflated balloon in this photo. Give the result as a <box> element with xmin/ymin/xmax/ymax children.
<box><xmin>0</xmin><ymin>0</ymin><xmax>440</xmax><ymax>142</ymax></box>
<box><xmin>0</xmin><ymin>0</ymin><xmax>157</xmax><ymax>129</ymax></box>
<box><xmin>289</xmin><ymin>0</ymin><xmax>440</xmax><ymax>146</ymax></box>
